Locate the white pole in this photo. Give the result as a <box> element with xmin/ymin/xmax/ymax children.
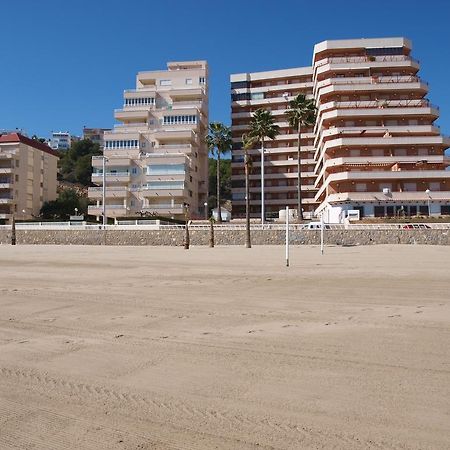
<box><xmin>102</xmin><ymin>156</ymin><xmax>107</xmax><ymax>228</ymax></box>
<box><xmin>261</xmin><ymin>143</ymin><xmax>265</xmax><ymax>227</ymax></box>
<box><xmin>320</xmin><ymin>212</ymin><xmax>324</xmax><ymax>255</ymax></box>
<box><xmin>286</xmin><ymin>206</ymin><xmax>289</xmax><ymax>267</ymax></box>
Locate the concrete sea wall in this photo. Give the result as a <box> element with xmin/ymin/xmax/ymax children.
<box><xmin>0</xmin><ymin>229</ymin><xmax>449</xmax><ymax>246</ymax></box>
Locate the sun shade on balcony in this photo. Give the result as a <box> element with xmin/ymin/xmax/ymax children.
<box><xmin>328</xmin><ymin>191</ymin><xmax>449</xmax><ymax>203</ymax></box>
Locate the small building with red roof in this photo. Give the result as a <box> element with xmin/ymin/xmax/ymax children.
<box><xmin>0</xmin><ymin>133</ymin><xmax>59</xmax><ymax>223</ymax></box>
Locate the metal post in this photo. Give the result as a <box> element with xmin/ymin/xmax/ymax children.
<box><xmin>102</xmin><ymin>156</ymin><xmax>107</xmax><ymax>228</ymax></box>
<box><xmin>184</xmin><ymin>204</ymin><xmax>190</xmax><ymax>250</ymax></box>
<box><xmin>285</xmin><ymin>206</ymin><xmax>289</xmax><ymax>267</ymax></box>
<box><xmin>11</xmin><ymin>214</ymin><xmax>16</xmax><ymax>246</ymax></box>
<box><xmin>261</xmin><ymin>144</ymin><xmax>264</xmax><ymax>227</ymax></box>
<box><xmin>320</xmin><ymin>213</ymin><xmax>324</xmax><ymax>256</ymax></box>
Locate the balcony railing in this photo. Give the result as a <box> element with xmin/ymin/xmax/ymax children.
<box><xmin>114</xmin><ymin>123</ymin><xmax>147</xmax><ymax>128</ymax></box>
<box><xmin>143</xmin><ymin>184</ymin><xmax>185</xmax><ymax>190</ymax></box>
<box><xmin>316</xmin><ymin>55</ymin><xmax>419</xmax><ymax>68</ymax></box>
<box><xmin>319</xmin><ymin>98</ymin><xmax>438</xmax><ymax>113</ymax></box>
<box><xmin>89</xmin><ymin>204</ymin><xmax>126</xmax><ymax>210</ymax></box>
<box><xmin>92</xmin><ymin>172</ymin><xmax>130</xmax><ymax>177</ymax></box>
<box><xmin>316</xmin><ymin>75</ymin><xmax>426</xmax><ymax>90</ymax></box>
<box><xmin>143</xmin><ymin>204</ymin><xmax>184</xmax><ymax>210</ymax></box>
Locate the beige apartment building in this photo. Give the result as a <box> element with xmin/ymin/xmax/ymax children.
<box><xmin>231</xmin><ymin>37</ymin><xmax>450</xmax><ymax>221</ymax></box>
<box><xmin>0</xmin><ymin>133</ymin><xmax>58</xmax><ymax>223</ymax></box>
<box><xmin>88</xmin><ymin>61</ymin><xmax>208</xmax><ymax>220</ymax></box>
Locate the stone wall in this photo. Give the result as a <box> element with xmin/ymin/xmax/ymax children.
<box><xmin>0</xmin><ymin>229</ymin><xmax>449</xmax><ymax>246</ymax></box>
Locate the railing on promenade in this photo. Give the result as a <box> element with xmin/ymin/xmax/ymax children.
<box><xmin>1</xmin><ymin>222</ymin><xmax>450</xmax><ymax>231</ymax></box>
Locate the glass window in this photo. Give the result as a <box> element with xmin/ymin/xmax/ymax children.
<box><xmin>160</xmin><ymin>79</ymin><xmax>172</xmax><ymax>86</ymax></box>
<box><xmin>251</xmin><ymin>92</ymin><xmax>265</xmax><ymax>100</ymax></box>
<box><xmin>185</xmin><ymin>78</ymin><xmax>193</xmax><ymax>85</ymax></box>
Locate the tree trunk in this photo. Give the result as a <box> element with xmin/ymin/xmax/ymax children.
<box><xmin>216</xmin><ymin>152</ymin><xmax>222</xmax><ymax>223</ymax></box>
<box><xmin>297</xmin><ymin>122</ymin><xmax>303</xmax><ymax>222</ymax></box>
<box><xmin>260</xmin><ymin>139</ymin><xmax>265</xmax><ymax>225</ymax></box>
<box><xmin>245</xmin><ymin>150</ymin><xmax>251</xmax><ymax>248</ymax></box>
<box><xmin>209</xmin><ymin>218</ymin><xmax>215</xmax><ymax>248</ymax></box>
<box><xmin>11</xmin><ymin>214</ymin><xmax>16</xmax><ymax>246</ymax></box>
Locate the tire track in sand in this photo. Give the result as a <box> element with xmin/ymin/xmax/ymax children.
<box><xmin>0</xmin><ymin>365</ymin><xmax>403</xmax><ymax>449</ymax></box>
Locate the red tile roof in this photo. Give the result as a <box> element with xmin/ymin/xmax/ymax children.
<box><xmin>0</xmin><ymin>133</ymin><xmax>59</xmax><ymax>157</ymax></box>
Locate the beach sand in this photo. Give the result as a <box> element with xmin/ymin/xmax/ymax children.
<box><xmin>0</xmin><ymin>244</ymin><xmax>449</xmax><ymax>449</ymax></box>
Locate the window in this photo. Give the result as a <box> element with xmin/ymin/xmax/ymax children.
<box><xmin>251</xmin><ymin>92</ymin><xmax>265</xmax><ymax>100</ymax></box>
<box><xmin>185</xmin><ymin>78</ymin><xmax>193</xmax><ymax>85</ymax></box>
<box><xmin>15</xmin><ymin>175</ymin><xmax>19</xmax><ymax>182</ymax></box>
<box><xmin>230</xmin><ymin>81</ymin><xmax>249</xmax><ymax>89</ymax></box>
<box><xmin>162</xmin><ymin>115</ymin><xmax>197</xmax><ymax>125</ymax></box>
<box><xmin>441</xmin><ymin>205</ymin><xmax>450</xmax><ymax>215</ymax></box>
<box><xmin>146</xmin><ymin>164</ymin><xmax>185</xmax><ymax>175</ymax></box>
<box><xmin>231</xmin><ymin>92</ymin><xmax>251</xmax><ymax>101</ymax></box>
<box><xmin>15</xmin><ymin>160</ymin><xmax>19</xmax><ymax>168</ymax></box>
<box><xmin>366</xmin><ymin>47</ymin><xmax>404</xmax><ymax>56</ymax></box>
<box><xmin>429</xmin><ymin>182</ymin><xmax>440</xmax><ymax>190</ymax></box>
<box><xmin>131</xmin><ymin>167</ymin><xmax>138</xmax><ymax>174</ymax></box>
<box><xmin>356</xmin><ymin>183</ymin><xmax>367</xmax><ymax>192</ymax></box>
<box><xmin>160</xmin><ymin>79</ymin><xmax>171</xmax><ymax>86</ymax></box>
<box><xmin>232</xmin><ymin>192</ymin><xmax>246</xmax><ymax>201</ymax></box>
<box><xmin>199</xmin><ymin>77</ymin><xmax>206</xmax><ymax>84</ymax></box>
<box><xmin>145</xmin><ymin>181</ymin><xmax>185</xmax><ymax>189</ymax></box>
<box><xmin>404</xmin><ymin>183</ymin><xmax>417</xmax><ymax>192</ymax></box>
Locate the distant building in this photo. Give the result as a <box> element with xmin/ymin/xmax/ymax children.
<box><xmin>49</xmin><ymin>131</ymin><xmax>80</xmax><ymax>151</ymax></box>
<box><xmin>82</xmin><ymin>127</ymin><xmax>111</xmax><ymax>148</ymax></box>
<box><xmin>0</xmin><ymin>133</ymin><xmax>59</xmax><ymax>223</ymax></box>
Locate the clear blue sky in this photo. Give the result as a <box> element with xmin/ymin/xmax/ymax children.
<box><xmin>1</xmin><ymin>0</ymin><xmax>450</xmax><ymax>140</ymax></box>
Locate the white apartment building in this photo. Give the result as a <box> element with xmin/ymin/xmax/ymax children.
<box><xmin>88</xmin><ymin>61</ymin><xmax>209</xmax><ymax>220</ymax></box>
<box><xmin>49</xmin><ymin>131</ymin><xmax>72</xmax><ymax>151</ymax></box>
<box><xmin>231</xmin><ymin>38</ymin><xmax>450</xmax><ymax>221</ymax></box>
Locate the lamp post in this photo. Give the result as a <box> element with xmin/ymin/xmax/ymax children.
<box><xmin>11</xmin><ymin>213</ymin><xmax>16</xmax><ymax>245</ymax></box>
<box><xmin>101</xmin><ymin>156</ymin><xmax>108</xmax><ymax>228</ymax></box>
<box><xmin>204</xmin><ymin>201</ymin><xmax>208</xmax><ymax>221</ymax></box>
<box><xmin>425</xmin><ymin>189</ymin><xmax>431</xmax><ymax>216</ymax></box>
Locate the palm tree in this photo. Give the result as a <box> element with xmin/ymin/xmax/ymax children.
<box><xmin>206</xmin><ymin>122</ymin><xmax>232</xmax><ymax>223</ymax></box>
<box><xmin>247</xmin><ymin>109</ymin><xmax>279</xmax><ymax>225</ymax></box>
<box><xmin>285</xmin><ymin>94</ymin><xmax>317</xmax><ymax>221</ymax></box>
<box><xmin>242</xmin><ymin>133</ymin><xmax>255</xmax><ymax>248</ymax></box>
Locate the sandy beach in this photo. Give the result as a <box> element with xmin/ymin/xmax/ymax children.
<box><xmin>0</xmin><ymin>244</ymin><xmax>449</xmax><ymax>449</ymax></box>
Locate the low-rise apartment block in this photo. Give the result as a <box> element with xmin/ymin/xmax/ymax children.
<box><xmin>231</xmin><ymin>37</ymin><xmax>450</xmax><ymax>221</ymax></box>
<box><xmin>0</xmin><ymin>133</ymin><xmax>58</xmax><ymax>223</ymax></box>
<box><xmin>88</xmin><ymin>61</ymin><xmax>209</xmax><ymax>220</ymax></box>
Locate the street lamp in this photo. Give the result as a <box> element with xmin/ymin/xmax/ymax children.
<box><xmin>425</xmin><ymin>189</ymin><xmax>431</xmax><ymax>216</ymax></box>
<box><xmin>203</xmin><ymin>201</ymin><xmax>208</xmax><ymax>221</ymax></box>
<box><xmin>101</xmin><ymin>156</ymin><xmax>109</xmax><ymax>228</ymax></box>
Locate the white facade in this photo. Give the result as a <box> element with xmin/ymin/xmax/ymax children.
<box><xmin>88</xmin><ymin>61</ymin><xmax>209</xmax><ymax>220</ymax></box>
